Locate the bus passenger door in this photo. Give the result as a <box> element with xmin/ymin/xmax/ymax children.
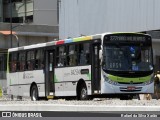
<box><xmin>91</xmin><ymin>43</ymin><xmax>101</xmax><ymax>94</ymax></box>
<box><xmin>45</xmin><ymin>50</ymin><xmax>55</xmax><ymax>97</ymax></box>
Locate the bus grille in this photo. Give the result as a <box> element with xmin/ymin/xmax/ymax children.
<box><xmin>120</xmin><ymin>87</ymin><xmax>142</xmax><ymax>92</ymax></box>
<box><xmin>118</xmin><ymin>82</ymin><xmax>143</xmax><ymax>84</ymax></box>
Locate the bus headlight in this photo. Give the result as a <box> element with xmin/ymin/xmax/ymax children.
<box><xmin>143</xmin><ymin>80</ymin><xmax>153</xmax><ymax>85</ymax></box>
<box><xmin>143</xmin><ymin>75</ymin><xmax>154</xmax><ymax>85</ymax></box>
<box><xmin>104</xmin><ymin>75</ymin><xmax>109</xmax><ymax>82</ymax></box>
<box><xmin>103</xmin><ymin>75</ymin><xmax>118</xmax><ymax>85</ymax></box>
<box><xmin>143</xmin><ymin>79</ymin><xmax>154</xmax><ymax>85</ymax></box>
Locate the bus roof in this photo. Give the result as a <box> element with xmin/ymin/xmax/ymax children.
<box><xmin>8</xmin><ymin>32</ymin><xmax>148</xmax><ymax>52</ymax></box>
<box><xmin>8</xmin><ymin>34</ymin><xmax>102</xmax><ymax>52</ymax></box>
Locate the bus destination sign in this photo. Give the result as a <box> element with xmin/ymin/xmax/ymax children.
<box><xmin>104</xmin><ymin>34</ymin><xmax>150</xmax><ymax>43</ymax></box>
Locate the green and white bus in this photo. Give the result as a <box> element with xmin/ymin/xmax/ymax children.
<box><xmin>7</xmin><ymin>32</ymin><xmax>154</xmax><ymax>100</ymax></box>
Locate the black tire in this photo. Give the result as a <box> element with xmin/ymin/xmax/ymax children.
<box><xmin>31</xmin><ymin>85</ymin><xmax>39</xmax><ymax>101</ymax></box>
<box><xmin>79</xmin><ymin>84</ymin><xmax>88</xmax><ymax>100</ymax></box>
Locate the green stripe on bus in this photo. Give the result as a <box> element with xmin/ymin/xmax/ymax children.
<box><xmin>7</xmin><ymin>51</ymin><xmax>9</xmax><ymax>73</ymax></box>
<box><xmin>10</xmin><ymin>79</ymin><xmax>12</xmax><ymax>85</ymax></box>
<box><xmin>54</xmin><ymin>75</ymin><xmax>58</xmax><ymax>83</ymax></box>
<box><xmin>87</xmin><ymin>73</ymin><xmax>91</xmax><ymax>80</ymax></box>
<box><xmin>73</xmin><ymin>36</ymin><xmax>92</xmax><ymax>42</ymax></box>
<box><xmin>108</xmin><ymin>74</ymin><xmax>151</xmax><ymax>83</ymax></box>
<box><xmin>0</xmin><ymin>88</ymin><xmax>2</xmax><ymax>97</ymax></box>
<box><xmin>0</xmin><ymin>84</ymin><xmax>2</xmax><ymax>97</ymax></box>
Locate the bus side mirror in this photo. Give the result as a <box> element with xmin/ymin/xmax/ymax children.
<box><xmin>99</xmin><ymin>50</ymin><xmax>102</xmax><ymax>59</ymax></box>
<box><xmin>99</xmin><ymin>50</ymin><xmax>102</xmax><ymax>65</ymax></box>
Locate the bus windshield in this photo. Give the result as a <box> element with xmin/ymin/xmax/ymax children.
<box><xmin>103</xmin><ymin>45</ymin><xmax>153</xmax><ymax>72</ymax></box>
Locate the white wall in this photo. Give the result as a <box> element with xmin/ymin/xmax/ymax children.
<box><xmin>152</xmin><ymin>41</ymin><xmax>160</xmax><ymax>64</ymax></box>
<box><xmin>59</xmin><ymin>0</ymin><xmax>160</xmax><ymax>39</ymax></box>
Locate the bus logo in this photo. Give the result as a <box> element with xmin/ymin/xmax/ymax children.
<box><xmin>2</xmin><ymin>112</ymin><xmax>11</xmax><ymax>117</ymax></box>
<box><xmin>130</xmin><ymin>81</ymin><xmax>133</xmax><ymax>84</ymax></box>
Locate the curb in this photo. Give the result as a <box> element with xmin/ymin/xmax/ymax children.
<box><xmin>0</xmin><ymin>104</ymin><xmax>160</xmax><ymax>111</ymax></box>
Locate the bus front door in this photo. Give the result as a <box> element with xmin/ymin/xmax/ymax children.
<box><xmin>45</xmin><ymin>50</ymin><xmax>55</xmax><ymax>97</ymax></box>
<box><xmin>91</xmin><ymin>44</ymin><xmax>101</xmax><ymax>94</ymax></box>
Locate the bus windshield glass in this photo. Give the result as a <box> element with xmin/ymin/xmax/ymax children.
<box><xmin>103</xmin><ymin>45</ymin><xmax>153</xmax><ymax>72</ymax></box>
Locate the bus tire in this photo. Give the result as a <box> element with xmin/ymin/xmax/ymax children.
<box><xmin>79</xmin><ymin>84</ymin><xmax>88</xmax><ymax>100</ymax></box>
<box><xmin>31</xmin><ymin>85</ymin><xmax>39</xmax><ymax>101</ymax></box>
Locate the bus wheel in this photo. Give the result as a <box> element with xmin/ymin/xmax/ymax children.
<box><xmin>31</xmin><ymin>85</ymin><xmax>39</xmax><ymax>101</ymax></box>
<box><xmin>79</xmin><ymin>84</ymin><xmax>88</xmax><ymax>100</ymax></box>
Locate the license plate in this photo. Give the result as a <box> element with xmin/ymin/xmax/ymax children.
<box><xmin>127</xmin><ymin>86</ymin><xmax>136</xmax><ymax>90</ymax></box>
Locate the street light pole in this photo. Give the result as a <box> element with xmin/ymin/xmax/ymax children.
<box><xmin>13</xmin><ymin>34</ymin><xmax>19</xmax><ymax>47</ymax></box>
<box><xmin>9</xmin><ymin>0</ymin><xmax>25</xmax><ymax>48</ymax></box>
<box><xmin>10</xmin><ymin>0</ymin><xmax>12</xmax><ymax>48</ymax></box>
<box><xmin>11</xmin><ymin>24</ymin><xmax>24</xmax><ymax>47</ymax></box>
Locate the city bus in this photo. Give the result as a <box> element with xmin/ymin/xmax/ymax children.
<box><xmin>7</xmin><ymin>32</ymin><xmax>154</xmax><ymax>101</ymax></box>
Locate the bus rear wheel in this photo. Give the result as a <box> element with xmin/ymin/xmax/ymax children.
<box><xmin>31</xmin><ymin>85</ymin><xmax>39</xmax><ymax>101</ymax></box>
<box><xmin>79</xmin><ymin>84</ymin><xmax>88</xmax><ymax>100</ymax></box>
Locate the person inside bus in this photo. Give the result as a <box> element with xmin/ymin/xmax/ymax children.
<box><xmin>12</xmin><ymin>61</ymin><xmax>17</xmax><ymax>72</ymax></box>
<box><xmin>131</xmin><ymin>47</ymin><xmax>142</xmax><ymax>63</ymax></box>
<box><xmin>130</xmin><ymin>46</ymin><xmax>142</xmax><ymax>71</ymax></box>
<box><xmin>79</xmin><ymin>50</ymin><xmax>86</xmax><ymax>65</ymax></box>
<box><xmin>69</xmin><ymin>46</ymin><xmax>77</xmax><ymax>66</ymax></box>
<box><xmin>41</xmin><ymin>61</ymin><xmax>45</xmax><ymax>69</ymax></box>
<box><xmin>69</xmin><ymin>56</ymin><xmax>74</xmax><ymax>66</ymax></box>
<box><xmin>57</xmin><ymin>58</ymin><xmax>64</xmax><ymax>67</ymax></box>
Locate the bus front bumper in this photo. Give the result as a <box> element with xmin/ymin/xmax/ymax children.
<box><xmin>101</xmin><ymin>82</ymin><xmax>154</xmax><ymax>94</ymax></box>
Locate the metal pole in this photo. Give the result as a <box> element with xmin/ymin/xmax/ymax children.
<box><xmin>24</xmin><ymin>0</ymin><xmax>27</xmax><ymax>22</ymax></box>
<box><xmin>10</xmin><ymin>0</ymin><xmax>12</xmax><ymax>48</ymax></box>
<box><xmin>13</xmin><ymin>34</ymin><xmax>19</xmax><ymax>47</ymax></box>
<box><xmin>1</xmin><ymin>0</ymin><xmax>3</xmax><ymax>22</ymax></box>
<box><xmin>11</xmin><ymin>24</ymin><xmax>24</xmax><ymax>47</ymax></box>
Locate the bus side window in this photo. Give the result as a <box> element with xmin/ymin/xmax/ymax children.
<box><xmin>26</xmin><ymin>51</ymin><xmax>30</xmax><ymax>70</ymax></box>
<box><xmin>26</xmin><ymin>51</ymin><xmax>35</xmax><ymax>70</ymax></box>
<box><xmin>57</xmin><ymin>46</ymin><xmax>66</xmax><ymax>67</ymax></box>
<box><xmin>19</xmin><ymin>52</ymin><xmax>26</xmax><ymax>71</ymax></box>
<box><xmin>9</xmin><ymin>52</ymin><xmax>18</xmax><ymax>72</ymax></box>
<box><xmin>9</xmin><ymin>53</ymin><xmax>12</xmax><ymax>72</ymax></box>
<box><xmin>78</xmin><ymin>44</ymin><xmax>83</xmax><ymax>65</ymax></box>
<box><xmin>66</xmin><ymin>46</ymin><xmax>69</xmax><ymax>66</ymax></box>
<box><xmin>78</xmin><ymin>43</ymin><xmax>90</xmax><ymax>65</ymax></box>
<box><xmin>35</xmin><ymin>49</ymin><xmax>44</xmax><ymax>69</ymax></box>
<box><xmin>9</xmin><ymin>53</ymin><xmax>11</xmax><ymax>72</ymax></box>
<box><xmin>84</xmin><ymin>43</ymin><xmax>90</xmax><ymax>64</ymax></box>
<box><xmin>68</xmin><ymin>45</ymin><xmax>77</xmax><ymax>66</ymax></box>
<box><xmin>56</xmin><ymin>47</ymin><xmax>59</xmax><ymax>67</ymax></box>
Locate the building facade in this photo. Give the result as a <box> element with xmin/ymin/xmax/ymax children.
<box><xmin>0</xmin><ymin>0</ymin><xmax>59</xmax><ymax>92</ymax></box>
<box><xmin>59</xmin><ymin>0</ymin><xmax>160</xmax><ymax>71</ymax></box>
<box><xmin>1</xmin><ymin>0</ymin><xmax>58</xmax><ymax>25</ymax></box>
<box><xmin>59</xmin><ymin>0</ymin><xmax>160</xmax><ymax>39</ymax></box>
